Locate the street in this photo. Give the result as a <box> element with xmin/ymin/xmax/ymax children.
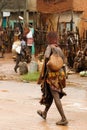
<box><xmin>0</xmin><ymin>0</ymin><xmax>87</xmax><ymax>129</ymax></box>
<box><xmin>0</xmin><ymin>79</ymin><xmax>87</xmax><ymax>130</ymax></box>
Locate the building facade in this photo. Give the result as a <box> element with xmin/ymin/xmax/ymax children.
<box><xmin>0</xmin><ymin>0</ymin><xmax>37</xmax><ymax>29</ymax></box>
<box><xmin>37</xmin><ymin>0</ymin><xmax>87</xmax><ymax>38</ymax></box>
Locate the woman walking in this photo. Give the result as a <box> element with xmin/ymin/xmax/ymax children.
<box><xmin>37</xmin><ymin>31</ymin><xmax>68</xmax><ymax>126</ymax></box>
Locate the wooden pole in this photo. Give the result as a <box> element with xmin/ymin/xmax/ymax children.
<box><xmin>70</xmin><ymin>10</ymin><xmax>73</xmax><ymax>31</ymax></box>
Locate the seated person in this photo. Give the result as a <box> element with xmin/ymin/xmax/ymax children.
<box><xmin>73</xmin><ymin>51</ymin><xmax>83</xmax><ymax>72</ymax></box>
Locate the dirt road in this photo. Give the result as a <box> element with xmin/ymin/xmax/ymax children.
<box><xmin>0</xmin><ymin>53</ymin><xmax>87</xmax><ymax>130</ymax></box>
<box><xmin>0</xmin><ymin>53</ymin><xmax>21</xmax><ymax>80</ymax></box>
<box><xmin>0</xmin><ymin>80</ymin><xmax>87</xmax><ymax>130</ymax></box>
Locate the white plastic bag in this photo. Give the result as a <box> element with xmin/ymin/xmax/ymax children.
<box><xmin>12</xmin><ymin>40</ymin><xmax>21</xmax><ymax>54</ymax></box>
<box><xmin>16</xmin><ymin>46</ymin><xmax>21</xmax><ymax>54</ymax></box>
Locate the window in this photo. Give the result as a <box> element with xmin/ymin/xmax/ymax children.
<box><xmin>59</xmin><ymin>22</ymin><xmax>75</xmax><ymax>34</ymax></box>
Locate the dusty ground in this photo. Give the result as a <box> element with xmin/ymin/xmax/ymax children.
<box><xmin>0</xmin><ymin>79</ymin><xmax>87</xmax><ymax>130</ymax></box>
<box><xmin>0</xmin><ymin>52</ymin><xmax>87</xmax><ymax>85</ymax></box>
<box><xmin>0</xmin><ymin>53</ymin><xmax>22</xmax><ymax>81</ymax></box>
<box><xmin>0</xmin><ymin>53</ymin><xmax>87</xmax><ymax>130</ymax></box>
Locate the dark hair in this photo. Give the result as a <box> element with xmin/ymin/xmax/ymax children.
<box><xmin>47</xmin><ymin>31</ymin><xmax>58</xmax><ymax>45</ymax></box>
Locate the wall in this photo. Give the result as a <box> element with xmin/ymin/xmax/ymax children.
<box><xmin>37</xmin><ymin>0</ymin><xmax>87</xmax><ymax>37</ymax></box>
<box><xmin>73</xmin><ymin>0</ymin><xmax>87</xmax><ymax>34</ymax></box>
<box><xmin>27</xmin><ymin>0</ymin><xmax>37</xmax><ymax>11</ymax></box>
<box><xmin>73</xmin><ymin>0</ymin><xmax>87</xmax><ymax>11</ymax></box>
<box><xmin>37</xmin><ymin>0</ymin><xmax>73</xmax><ymax>13</ymax></box>
<box><xmin>1</xmin><ymin>0</ymin><xmax>26</xmax><ymax>12</ymax></box>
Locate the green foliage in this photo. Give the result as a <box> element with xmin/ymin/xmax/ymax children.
<box><xmin>20</xmin><ymin>72</ymin><xmax>40</xmax><ymax>82</ymax></box>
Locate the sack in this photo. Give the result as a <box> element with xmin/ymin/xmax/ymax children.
<box><xmin>15</xmin><ymin>46</ymin><xmax>21</xmax><ymax>54</ymax></box>
<box><xmin>80</xmin><ymin>71</ymin><xmax>87</xmax><ymax>77</ymax></box>
<box><xmin>47</xmin><ymin>54</ymin><xmax>63</xmax><ymax>71</ymax></box>
<box><xmin>12</xmin><ymin>41</ymin><xmax>21</xmax><ymax>54</ymax></box>
<box><xmin>12</xmin><ymin>44</ymin><xmax>17</xmax><ymax>52</ymax></box>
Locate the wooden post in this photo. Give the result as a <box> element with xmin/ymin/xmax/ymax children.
<box><xmin>70</xmin><ymin>10</ymin><xmax>73</xmax><ymax>31</ymax></box>
<box><xmin>57</xmin><ymin>13</ymin><xmax>60</xmax><ymax>34</ymax></box>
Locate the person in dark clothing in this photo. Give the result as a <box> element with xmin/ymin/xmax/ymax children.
<box><xmin>14</xmin><ymin>35</ymin><xmax>27</xmax><ymax>73</ymax></box>
<box><xmin>14</xmin><ymin>53</ymin><xmax>21</xmax><ymax>73</ymax></box>
<box><xmin>82</xmin><ymin>48</ymin><xmax>87</xmax><ymax>70</ymax></box>
<box><xmin>0</xmin><ymin>30</ymin><xmax>5</xmax><ymax>58</ymax></box>
<box><xmin>14</xmin><ymin>35</ymin><xmax>21</xmax><ymax>73</ymax></box>
<box><xmin>37</xmin><ymin>31</ymin><xmax>68</xmax><ymax>126</ymax></box>
<box><xmin>67</xmin><ymin>32</ymin><xmax>76</xmax><ymax>68</ymax></box>
<box><xmin>73</xmin><ymin>51</ymin><xmax>83</xmax><ymax>72</ymax></box>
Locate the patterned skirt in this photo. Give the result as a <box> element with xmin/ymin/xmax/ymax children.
<box><xmin>39</xmin><ymin>68</ymin><xmax>66</xmax><ymax>106</ymax></box>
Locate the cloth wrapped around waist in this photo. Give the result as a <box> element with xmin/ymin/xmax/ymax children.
<box><xmin>47</xmin><ymin>68</ymin><xmax>66</xmax><ymax>91</ymax></box>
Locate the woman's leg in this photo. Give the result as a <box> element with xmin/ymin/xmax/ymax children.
<box><xmin>37</xmin><ymin>86</ymin><xmax>53</xmax><ymax>119</ymax></box>
<box><xmin>37</xmin><ymin>100</ymin><xmax>53</xmax><ymax>120</ymax></box>
<box><xmin>50</xmin><ymin>89</ymin><xmax>68</xmax><ymax>125</ymax></box>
